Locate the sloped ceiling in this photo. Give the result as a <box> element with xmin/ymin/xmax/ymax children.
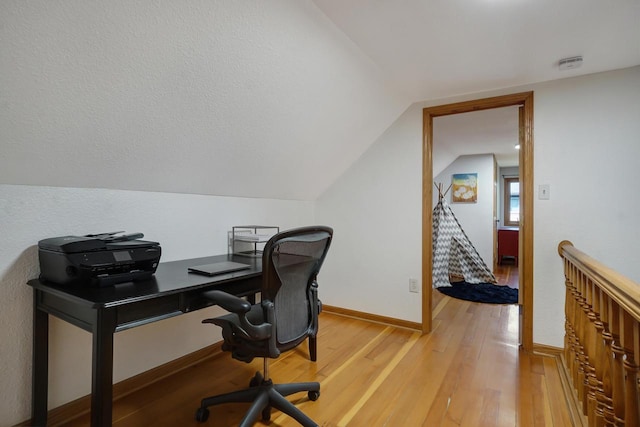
<box><xmin>2</xmin><ymin>1</ymin><xmax>639</xmax><ymax>201</ymax></box>
<box><xmin>0</xmin><ymin>1</ymin><xmax>408</xmax><ymax>200</ymax></box>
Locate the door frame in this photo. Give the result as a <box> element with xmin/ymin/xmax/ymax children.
<box><xmin>422</xmin><ymin>91</ymin><xmax>534</xmax><ymax>351</ymax></box>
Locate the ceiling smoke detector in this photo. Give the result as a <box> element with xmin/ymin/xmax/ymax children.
<box><xmin>559</xmin><ymin>56</ymin><xmax>583</xmax><ymax>71</ymax></box>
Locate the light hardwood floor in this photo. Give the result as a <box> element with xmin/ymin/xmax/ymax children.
<box><xmin>494</xmin><ymin>259</ymin><xmax>519</xmax><ymax>289</ymax></box>
<box><xmin>57</xmin><ymin>275</ymin><xmax>574</xmax><ymax>427</ymax></box>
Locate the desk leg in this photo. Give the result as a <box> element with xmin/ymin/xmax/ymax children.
<box><xmin>32</xmin><ymin>291</ymin><xmax>49</xmax><ymax>426</ymax></box>
<box><xmin>91</xmin><ymin>309</ymin><xmax>116</xmax><ymax>427</ymax></box>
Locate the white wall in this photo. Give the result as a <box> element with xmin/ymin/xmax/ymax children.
<box><xmin>315</xmin><ymin>104</ymin><xmax>424</xmax><ymax>321</ymax></box>
<box><xmin>316</xmin><ymin>66</ymin><xmax>640</xmax><ymax>347</ymax></box>
<box><xmin>532</xmin><ymin>67</ymin><xmax>640</xmax><ymax>344</ymax></box>
<box><xmin>434</xmin><ymin>154</ymin><xmax>495</xmax><ymax>268</ymax></box>
<box><xmin>0</xmin><ymin>184</ymin><xmax>314</xmax><ymax>426</ymax></box>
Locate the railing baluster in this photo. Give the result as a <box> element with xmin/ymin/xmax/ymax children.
<box><xmin>578</xmin><ymin>272</ymin><xmax>591</xmax><ymax>418</ymax></box>
<box><xmin>621</xmin><ymin>311</ymin><xmax>639</xmax><ymax>427</ymax></box>
<box><xmin>592</xmin><ymin>286</ymin><xmax>612</xmax><ymax>426</ymax></box>
<box><xmin>566</xmin><ymin>260</ymin><xmax>579</xmax><ymax>398</ymax></box>
<box><xmin>633</xmin><ymin>321</ymin><xmax>640</xmax><ymax>425</ymax></box>
<box><xmin>599</xmin><ymin>291</ymin><xmax>615</xmax><ymax>426</ymax></box>
<box><xmin>608</xmin><ymin>300</ymin><xmax>625</xmax><ymax>426</ymax></box>
<box><xmin>558</xmin><ymin>241</ymin><xmax>640</xmax><ymax>427</ymax></box>
<box><xmin>585</xmin><ymin>277</ymin><xmax>598</xmax><ymax>424</ymax></box>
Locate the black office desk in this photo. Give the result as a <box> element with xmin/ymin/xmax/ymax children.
<box><xmin>28</xmin><ymin>254</ymin><xmax>262</xmax><ymax>426</ymax></box>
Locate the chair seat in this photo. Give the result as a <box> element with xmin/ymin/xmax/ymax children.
<box><xmin>208</xmin><ymin>305</ymin><xmax>270</xmax><ymax>362</ymax></box>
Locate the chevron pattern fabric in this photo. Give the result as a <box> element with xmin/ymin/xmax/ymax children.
<box><xmin>432</xmin><ymin>198</ymin><xmax>497</xmax><ymax>288</ymax></box>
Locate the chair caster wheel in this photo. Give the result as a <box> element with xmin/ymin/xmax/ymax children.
<box><xmin>195</xmin><ymin>407</ymin><xmax>210</xmax><ymax>422</ymax></box>
<box><xmin>308</xmin><ymin>390</ymin><xmax>320</xmax><ymax>401</ymax></box>
<box><xmin>262</xmin><ymin>406</ymin><xmax>271</xmax><ymax>421</ymax></box>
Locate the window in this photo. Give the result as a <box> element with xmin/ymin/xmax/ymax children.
<box><xmin>503</xmin><ymin>177</ymin><xmax>519</xmax><ymax>226</ymax></box>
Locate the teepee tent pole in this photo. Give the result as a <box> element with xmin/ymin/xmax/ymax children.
<box><xmin>434</xmin><ymin>182</ymin><xmax>452</xmax><ymax>201</ymax></box>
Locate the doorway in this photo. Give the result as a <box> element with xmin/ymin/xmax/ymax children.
<box><xmin>421</xmin><ymin>92</ymin><xmax>534</xmax><ymax>351</ymax></box>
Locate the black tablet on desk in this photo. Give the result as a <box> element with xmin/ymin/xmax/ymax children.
<box><xmin>188</xmin><ymin>261</ymin><xmax>251</xmax><ymax>277</ymax></box>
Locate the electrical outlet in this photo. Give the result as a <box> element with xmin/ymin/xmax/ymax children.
<box><xmin>409</xmin><ymin>278</ymin><xmax>419</xmax><ymax>293</ymax></box>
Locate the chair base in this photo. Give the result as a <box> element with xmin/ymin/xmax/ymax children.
<box><xmin>195</xmin><ymin>372</ymin><xmax>320</xmax><ymax>427</ymax></box>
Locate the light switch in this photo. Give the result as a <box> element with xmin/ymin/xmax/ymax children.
<box><xmin>539</xmin><ymin>184</ymin><xmax>550</xmax><ymax>200</ymax></box>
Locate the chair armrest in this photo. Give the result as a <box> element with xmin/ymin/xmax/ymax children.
<box><xmin>201</xmin><ymin>290</ymin><xmax>251</xmax><ymax>314</ymax></box>
<box><xmin>309</xmin><ymin>279</ymin><xmax>320</xmax><ymax>336</ymax></box>
<box><xmin>202</xmin><ymin>290</ymin><xmax>271</xmax><ymax>341</ymax></box>
<box><xmin>262</xmin><ymin>299</ymin><xmax>280</xmax><ymax>357</ymax></box>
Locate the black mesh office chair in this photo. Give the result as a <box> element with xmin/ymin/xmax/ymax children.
<box><xmin>195</xmin><ymin>226</ymin><xmax>333</xmax><ymax>427</ymax></box>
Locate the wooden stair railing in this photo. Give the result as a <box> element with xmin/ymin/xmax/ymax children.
<box><xmin>558</xmin><ymin>240</ymin><xmax>640</xmax><ymax>426</ymax></box>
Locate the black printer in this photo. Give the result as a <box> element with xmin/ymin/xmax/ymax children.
<box><xmin>38</xmin><ymin>232</ymin><xmax>161</xmax><ymax>287</ymax></box>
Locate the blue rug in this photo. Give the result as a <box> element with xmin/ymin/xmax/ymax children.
<box><xmin>437</xmin><ymin>281</ymin><xmax>518</xmax><ymax>304</ymax></box>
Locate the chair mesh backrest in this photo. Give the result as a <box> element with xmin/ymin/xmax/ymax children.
<box><xmin>262</xmin><ymin>228</ymin><xmax>332</xmax><ymax>346</ymax></box>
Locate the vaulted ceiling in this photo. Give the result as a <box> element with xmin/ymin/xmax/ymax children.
<box><xmin>1</xmin><ymin>1</ymin><xmax>638</xmax><ymax>200</ymax></box>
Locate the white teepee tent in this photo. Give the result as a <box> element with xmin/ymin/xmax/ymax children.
<box><xmin>432</xmin><ymin>186</ymin><xmax>497</xmax><ymax>288</ymax></box>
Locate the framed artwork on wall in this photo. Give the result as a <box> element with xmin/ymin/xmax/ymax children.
<box><xmin>452</xmin><ymin>173</ymin><xmax>478</xmax><ymax>203</ymax></box>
